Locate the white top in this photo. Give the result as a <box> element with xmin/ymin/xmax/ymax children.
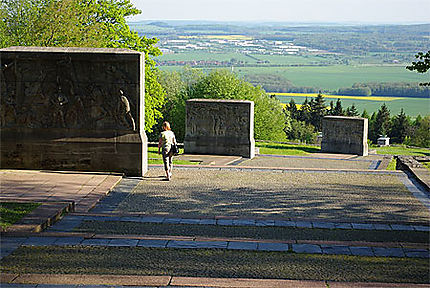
<box><xmin>160</xmin><ymin>130</ymin><xmax>176</xmax><ymax>150</ymax></box>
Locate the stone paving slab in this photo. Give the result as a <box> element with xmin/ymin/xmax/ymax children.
<box><xmin>170</xmin><ymin>276</ymin><xmax>327</xmax><ymax>287</ymax></box>
<box><xmin>239</xmin><ymin>155</ymin><xmax>374</xmax><ymax>170</ymax></box>
<box><xmin>328</xmin><ymin>282</ymin><xmax>430</xmax><ymax>288</ymax></box>
<box><xmin>9</xmin><ymin>274</ymin><xmax>171</xmax><ymax>286</ymax></box>
<box><xmin>2</xmin><ymin>275</ymin><xmax>427</xmax><ymax>288</ymax></box>
<box><xmin>292</xmin><ymin>244</ymin><xmax>323</xmax><ymax>254</ymax></box>
<box><xmin>52</xmin><ymin>213</ymin><xmax>430</xmax><ymax>235</ymax></box>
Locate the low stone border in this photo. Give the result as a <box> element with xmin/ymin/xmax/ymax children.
<box><xmin>2</xmin><ymin>233</ymin><xmax>428</xmax><ymax>259</ymax></box>
<box><xmin>63</xmin><ymin>213</ymin><xmax>430</xmax><ymax>232</ymax></box>
<box><xmin>1</xmin><ymin>273</ymin><xmax>428</xmax><ymax>288</ymax></box>
<box><xmin>396</xmin><ymin>155</ymin><xmax>430</xmax><ymax>193</ymax></box>
<box><xmin>149</xmin><ymin>164</ymin><xmax>404</xmax><ymax>175</ymax></box>
<box><xmin>1</xmin><ymin>201</ymin><xmax>74</xmax><ymax>233</ymax></box>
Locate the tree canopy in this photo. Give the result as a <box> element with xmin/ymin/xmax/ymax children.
<box><xmin>406</xmin><ymin>50</ymin><xmax>430</xmax><ymax>86</ymax></box>
<box><xmin>158</xmin><ymin>69</ymin><xmax>288</xmax><ymax>142</ymax></box>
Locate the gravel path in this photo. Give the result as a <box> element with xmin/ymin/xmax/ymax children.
<box><xmin>239</xmin><ymin>156</ymin><xmax>372</xmax><ymax>169</ymax></box>
<box><xmin>117</xmin><ymin>169</ymin><xmax>429</xmax><ymax>224</ymax></box>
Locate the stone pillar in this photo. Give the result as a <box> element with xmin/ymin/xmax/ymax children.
<box><xmin>0</xmin><ymin>46</ymin><xmax>147</xmax><ymax>176</ymax></box>
<box><xmin>184</xmin><ymin>99</ymin><xmax>255</xmax><ymax>158</ymax></box>
<box><xmin>321</xmin><ymin>116</ymin><xmax>368</xmax><ymax>156</ymax></box>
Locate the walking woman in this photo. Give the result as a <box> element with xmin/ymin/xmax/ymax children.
<box><xmin>158</xmin><ymin>121</ymin><xmax>177</xmax><ymax>180</ymax></box>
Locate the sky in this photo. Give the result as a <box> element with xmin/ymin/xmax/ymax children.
<box><xmin>129</xmin><ymin>0</ymin><xmax>430</xmax><ymax>24</ymax></box>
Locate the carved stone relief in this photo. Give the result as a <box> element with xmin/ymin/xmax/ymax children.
<box><xmin>1</xmin><ymin>53</ymin><xmax>138</xmax><ymax>131</ymax></box>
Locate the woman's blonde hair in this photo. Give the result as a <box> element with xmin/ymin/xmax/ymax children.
<box><xmin>162</xmin><ymin>121</ymin><xmax>171</xmax><ymax>131</ymax></box>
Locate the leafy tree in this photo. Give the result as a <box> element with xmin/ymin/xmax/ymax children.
<box><xmin>287</xmin><ymin>119</ymin><xmax>317</xmax><ymax>144</ymax></box>
<box><xmin>406</xmin><ymin>116</ymin><xmax>430</xmax><ymax>147</ymax></box>
<box><xmin>298</xmin><ymin>97</ymin><xmax>312</xmax><ymax>124</ymax></box>
<box><xmin>374</xmin><ymin>103</ymin><xmax>391</xmax><ymax>139</ymax></box>
<box><xmin>390</xmin><ymin>109</ymin><xmax>411</xmax><ymax>144</ymax></box>
<box><xmin>368</xmin><ymin>112</ymin><xmax>378</xmax><ymax>142</ymax></box>
<box><xmin>286</xmin><ymin>98</ymin><xmax>299</xmax><ymax>120</ymax></box>
<box><xmin>191</xmin><ymin>70</ymin><xmax>288</xmax><ymax>141</ymax></box>
<box><xmin>345</xmin><ymin>103</ymin><xmax>359</xmax><ymax>117</ymax></box>
<box><xmin>332</xmin><ymin>98</ymin><xmax>344</xmax><ymax>116</ymax></box>
<box><xmin>158</xmin><ymin>69</ymin><xmax>288</xmax><ymax>141</ymax></box>
<box><xmin>309</xmin><ymin>93</ymin><xmax>326</xmax><ymax>131</ymax></box>
<box><xmin>406</xmin><ymin>51</ymin><xmax>430</xmax><ymax>86</ymax></box>
<box><xmin>0</xmin><ymin>0</ymin><xmax>165</xmax><ymax>132</ymax></box>
<box><xmin>361</xmin><ymin>109</ymin><xmax>370</xmax><ymax>119</ymax></box>
<box><xmin>155</xmin><ymin>67</ymin><xmax>204</xmax><ymax>141</ymax></box>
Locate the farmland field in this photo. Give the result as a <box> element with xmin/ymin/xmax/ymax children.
<box><xmin>274</xmin><ymin>93</ymin><xmax>430</xmax><ymax>117</ymax></box>
<box><xmin>157</xmin><ymin>58</ymin><xmax>428</xmax><ymax>90</ymax></box>
<box><xmin>235</xmin><ymin>65</ymin><xmax>428</xmax><ymax>90</ymax></box>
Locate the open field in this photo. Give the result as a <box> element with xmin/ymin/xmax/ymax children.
<box><xmin>274</xmin><ymin>93</ymin><xmax>430</xmax><ymax>117</ymax></box>
<box><xmin>272</xmin><ymin>92</ymin><xmax>403</xmax><ymax>102</ymax></box>
<box><xmin>236</xmin><ymin>65</ymin><xmax>428</xmax><ymax>90</ymax></box>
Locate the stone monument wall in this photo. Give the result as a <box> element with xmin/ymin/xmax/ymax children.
<box><xmin>321</xmin><ymin>116</ymin><xmax>368</xmax><ymax>156</ymax></box>
<box><xmin>184</xmin><ymin>99</ymin><xmax>255</xmax><ymax>158</ymax></box>
<box><xmin>0</xmin><ymin>46</ymin><xmax>147</xmax><ymax>176</ymax></box>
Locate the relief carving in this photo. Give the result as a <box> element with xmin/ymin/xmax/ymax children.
<box><xmin>0</xmin><ymin>54</ymin><xmax>138</xmax><ymax>131</ymax></box>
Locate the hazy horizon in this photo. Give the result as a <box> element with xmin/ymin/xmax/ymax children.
<box><xmin>129</xmin><ymin>0</ymin><xmax>430</xmax><ymax>24</ymax></box>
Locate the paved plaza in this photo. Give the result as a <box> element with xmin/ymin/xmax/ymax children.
<box><xmin>116</xmin><ymin>168</ymin><xmax>428</xmax><ymax>224</ymax></box>
<box><xmin>1</xmin><ymin>157</ymin><xmax>430</xmax><ymax>287</ymax></box>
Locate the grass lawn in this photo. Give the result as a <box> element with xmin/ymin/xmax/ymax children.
<box><xmin>2</xmin><ymin>246</ymin><xmax>428</xmax><ymax>283</ymax></box>
<box><xmin>75</xmin><ymin>221</ymin><xmax>429</xmax><ymax>244</ymax></box>
<box><xmin>256</xmin><ymin>141</ymin><xmax>320</xmax><ymax>156</ymax></box>
<box><xmin>386</xmin><ymin>158</ymin><xmax>397</xmax><ymax>170</ymax></box>
<box><xmin>0</xmin><ymin>202</ymin><xmax>40</xmax><ymax>229</ymax></box>
<box><xmin>373</xmin><ymin>145</ymin><xmax>430</xmax><ymax>157</ymax></box>
<box><xmin>148</xmin><ymin>146</ymin><xmax>199</xmax><ymax>165</ymax></box>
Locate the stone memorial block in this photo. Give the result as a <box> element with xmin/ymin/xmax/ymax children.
<box><xmin>184</xmin><ymin>99</ymin><xmax>255</xmax><ymax>158</ymax></box>
<box><xmin>0</xmin><ymin>46</ymin><xmax>147</xmax><ymax>176</ymax></box>
<box><xmin>321</xmin><ymin>116</ymin><xmax>368</xmax><ymax>156</ymax></box>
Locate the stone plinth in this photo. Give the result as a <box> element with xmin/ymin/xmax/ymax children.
<box><xmin>321</xmin><ymin>116</ymin><xmax>368</xmax><ymax>156</ymax></box>
<box><xmin>184</xmin><ymin>99</ymin><xmax>255</xmax><ymax>158</ymax></box>
<box><xmin>377</xmin><ymin>137</ymin><xmax>390</xmax><ymax>146</ymax></box>
<box><xmin>0</xmin><ymin>46</ymin><xmax>147</xmax><ymax>176</ymax></box>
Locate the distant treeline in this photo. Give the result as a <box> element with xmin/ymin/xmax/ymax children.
<box><xmin>337</xmin><ymin>82</ymin><xmax>430</xmax><ymax>98</ymax></box>
<box><xmin>244</xmin><ymin>74</ymin><xmax>321</xmax><ymax>93</ymax></box>
<box><xmin>244</xmin><ymin>74</ymin><xmax>430</xmax><ymax>98</ymax></box>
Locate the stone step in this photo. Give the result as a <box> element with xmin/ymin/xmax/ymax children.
<box><xmin>2</xmin><ymin>233</ymin><xmax>428</xmax><ymax>259</ymax></box>
<box><xmin>68</xmin><ymin>213</ymin><xmax>430</xmax><ymax>232</ymax></box>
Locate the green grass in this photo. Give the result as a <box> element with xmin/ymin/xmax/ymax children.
<box><xmin>423</xmin><ymin>162</ymin><xmax>430</xmax><ymax>171</ymax></box>
<box><xmin>237</xmin><ymin>65</ymin><xmax>429</xmax><ymax>91</ymax></box>
<box><xmin>276</xmin><ymin>94</ymin><xmax>430</xmax><ymax>118</ymax></box>
<box><xmin>75</xmin><ymin>221</ymin><xmax>429</xmax><ymax>244</ymax></box>
<box><xmin>256</xmin><ymin>141</ymin><xmax>320</xmax><ymax>155</ymax></box>
<box><xmin>148</xmin><ymin>146</ymin><xmax>198</xmax><ymax>165</ymax></box>
<box><xmin>373</xmin><ymin>145</ymin><xmax>430</xmax><ymax>156</ymax></box>
<box><xmin>2</xmin><ymin>246</ymin><xmax>428</xmax><ymax>283</ymax></box>
<box><xmin>386</xmin><ymin>158</ymin><xmax>397</xmax><ymax>170</ymax></box>
<box><xmin>0</xmin><ymin>202</ymin><xmax>40</xmax><ymax>229</ymax></box>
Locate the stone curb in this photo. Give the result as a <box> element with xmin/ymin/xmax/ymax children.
<box><xmin>3</xmin><ymin>234</ymin><xmax>428</xmax><ymax>259</ymax></box>
<box><xmin>1</xmin><ymin>273</ymin><xmax>428</xmax><ymax>287</ymax></box>
<box><xmin>1</xmin><ymin>201</ymin><xmax>74</xmax><ymax>233</ymax></box>
<box><xmin>148</xmin><ymin>164</ymin><xmax>404</xmax><ymax>175</ymax></box>
<box><xmin>66</xmin><ymin>213</ymin><xmax>430</xmax><ymax>232</ymax></box>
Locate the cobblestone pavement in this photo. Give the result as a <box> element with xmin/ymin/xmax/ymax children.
<box><xmin>239</xmin><ymin>155</ymin><xmax>376</xmax><ymax>170</ymax></box>
<box><xmin>115</xmin><ymin>168</ymin><xmax>429</xmax><ymax>224</ymax></box>
<box><xmin>2</xmin><ymin>166</ymin><xmax>430</xmax><ymax>286</ymax></box>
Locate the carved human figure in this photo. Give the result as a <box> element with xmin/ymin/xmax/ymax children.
<box><xmin>118</xmin><ymin>89</ymin><xmax>136</xmax><ymax>131</ymax></box>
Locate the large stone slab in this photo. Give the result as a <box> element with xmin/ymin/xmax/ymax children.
<box><xmin>0</xmin><ymin>46</ymin><xmax>147</xmax><ymax>176</ymax></box>
<box><xmin>321</xmin><ymin>116</ymin><xmax>368</xmax><ymax>156</ymax></box>
<box><xmin>184</xmin><ymin>99</ymin><xmax>255</xmax><ymax>158</ymax></box>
